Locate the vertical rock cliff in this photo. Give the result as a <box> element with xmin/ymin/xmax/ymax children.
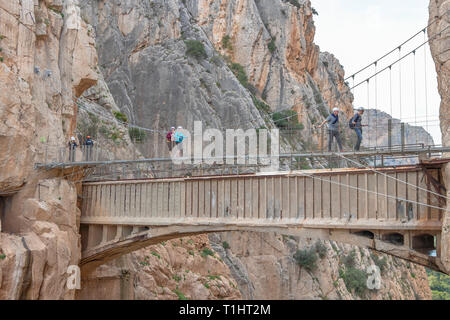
<box><xmin>0</xmin><ymin>0</ymin><xmax>439</xmax><ymax>300</ymax></box>
<box><xmin>74</xmin><ymin>0</ymin><xmax>432</xmax><ymax>300</ymax></box>
<box><xmin>429</xmin><ymin>0</ymin><xmax>450</xmax><ymax>274</ymax></box>
<box><xmin>0</xmin><ymin>0</ymin><xmax>98</xmax><ymax>299</ymax></box>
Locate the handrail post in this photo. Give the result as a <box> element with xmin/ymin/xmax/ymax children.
<box><xmin>388</xmin><ymin>119</ymin><xmax>392</xmax><ymax>151</ymax></box>
<box><xmin>321</xmin><ymin>128</ymin><xmax>324</xmax><ymax>153</ymax></box>
<box><xmin>400</xmin><ymin>123</ymin><xmax>405</xmax><ymax>153</ymax></box>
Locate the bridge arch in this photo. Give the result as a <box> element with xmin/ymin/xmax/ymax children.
<box><xmin>79</xmin><ymin>167</ymin><xmax>447</xmax><ymax>274</ymax></box>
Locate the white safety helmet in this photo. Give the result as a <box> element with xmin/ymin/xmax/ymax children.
<box><xmin>357</xmin><ymin>107</ymin><xmax>365</xmax><ymax>112</ymax></box>
<box><xmin>332</xmin><ymin>108</ymin><xmax>339</xmax><ymax>112</ymax></box>
<box><xmin>177</xmin><ymin>126</ymin><xmax>183</xmax><ymax>129</ymax></box>
<box><xmin>71</xmin><ymin>136</ymin><xmax>76</xmax><ymax>141</ymax></box>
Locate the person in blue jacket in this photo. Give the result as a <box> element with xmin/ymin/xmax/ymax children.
<box><xmin>318</xmin><ymin>107</ymin><xmax>343</xmax><ymax>152</ymax></box>
<box><xmin>174</xmin><ymin>126</ymin><xmax>185</xmax><ymax>157</ymax></box>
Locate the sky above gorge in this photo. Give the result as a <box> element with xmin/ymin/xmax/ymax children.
<box><xmin>312</xmin><ymin>0</ymin><xmax>442</xmax><ymax>144</ymax></box>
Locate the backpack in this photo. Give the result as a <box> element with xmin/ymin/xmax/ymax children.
<box><xmin>349</xmin><ymin>114</ymin><xmax>358</xmax><ymax>129</ymax></box>
<box><xmin>175</xmin><ymin>132</ymin><xmax>184</xmax><ymax>143</ymax></box>
<box><xmin>349</xmin><ymin>117</ymin><xmax>355</xmax><ymax>129</ymax></box>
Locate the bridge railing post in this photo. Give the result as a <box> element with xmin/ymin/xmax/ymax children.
<box><xmin>321</xmin><ymin>127</ymin><xmax>324</xmax><ymax>153</ymax></box>
<box><xmin>388</xmin><ymin>119</ymin><xmax>392</xmax><ymax>151</ymax></box>
<box><xmin>401</xmin><ymin>122</ymin><xmax>405</xmax><ymax>153</ymax></box>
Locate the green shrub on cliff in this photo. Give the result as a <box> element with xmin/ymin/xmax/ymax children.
<box><xmin>113</xmin><ymin>111</ymin><xmax>128</xmax><ymax>123</ymax></box>
<box><xmin>427</xmin><ymin>269</ymin><xmax>450</xmax><ymax>300</ymax></box>
<box><xmin>339</xmin><ymin>267</ymin><xmax>369</xmax><ymax>298</ymax></box>
<box><xmin>230</xmin><ymin>62</ymin><xmax>248</xmax><ymax>88</ymax></box>
<box><xmin>185</xmin><ymin>40</ymin><xmax>207</xmax><ymax>59</ymax></box>
<box><xmin>294</xmin><ymin>248</ymin><xmax>317</xmax><ymax>272</ymax></box>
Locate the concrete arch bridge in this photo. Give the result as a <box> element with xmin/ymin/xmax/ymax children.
<box><xmin>79</xmin><ymin>160</ymin><xmax>449</xmax><ymax>274</ymax></box>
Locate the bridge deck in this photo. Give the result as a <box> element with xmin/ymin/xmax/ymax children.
<box><xmin>81</xmin><ymin>165</ymin><xmax>444</xmax><ymax>229</ymax></box>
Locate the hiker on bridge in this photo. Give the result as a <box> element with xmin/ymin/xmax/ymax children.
<box><xmin>349</xmin><ymin>107</ymin><xmax>365</xmax><ymax>151</ymax></box>
<box><xmin>318</xmin><ymin>107</ymin><xmax>343</xmax><ymax>152</ymax></box>
<box><xmin>166</xmin><ymin>127</ymin><xmax>175</xmax><ymax>151</ymax></box>
<box><xmin>84</xmin><ymin>135</ymin><xmax>94</xmax><ymax>161</ymax></box>
<box><xmin>173</xmin><ymin>126</ymin><xmax>185</xmax><ymax>157</ymax></box>
<box><xmin>68</xmin><ymin>136</ymin><xmax>78</xmax><ymax>162</ymax></box>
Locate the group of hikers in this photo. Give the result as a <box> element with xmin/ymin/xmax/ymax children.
<box><xmin>166</xmin><ymin>126</ymin><xmax>185</xmax><ymax>156</ymax></box>
<box><xmin>67</xmin><ymin>107</ymin><xmax>364</xmax><ymax>163</ymax></box>
<box><xmin>318</xmin><ymin>107</ymin><xmax>366</xmax><ymax>152</ymax></box>
<box><xmin>68</xmin><ymin>135</ymin><xmax>94</xmax><ymax>161</ymax></box>
<box><xmin>162</xmin><ymin>108</ymin><xmax>365</xmax><ymax>155</ymax></box>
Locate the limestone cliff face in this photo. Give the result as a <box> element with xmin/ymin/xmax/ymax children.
<box><xmin>429</xmin><ymin>0</ymin><xmax>450</xmax><ymax>274</ymax></box>
<box><xmin>79</xmin><ymin>0</ymin><xmax>267</xmax><ymax>159</ymax></box>
<box><xmin>185</xmin><ymin>0</ymin><xmax>354</xmax><ymax>145</ymax></box>
<box><xmin>77</xmin><ymin>235</ymin><xmax>241</xmax><ymax>300</ymax></box>
<box><xmin>75</xmin><ymin>0</ymin><xmax>432</xmax><ymax>300</ymax></box>
<box><xmin>0</xmin><ymin>0</ymin><xmax>98</xmax><ymax>299</ymax></box>
<box><xmin>0</xmin><ymin>0</ymin><xmax>437</xmax><ymax>300</ymax></box>
<box><xmin>210</xmin><ymin>233</ymin><xmax>431</xmax><ymax>300</ymax></box>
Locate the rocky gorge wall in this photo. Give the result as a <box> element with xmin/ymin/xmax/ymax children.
<box><xmin>75</xmin><ymin>0</ymin><xmax>432</xmax><ymax>300</ymax></box>
<box><xmin>0</xmin><ymin>0</ymin><xmax>440</xmax><ymax>300</ymax></box>
<box><xmin>429</xmin><ymin>0</ymin><xmax>450</xmax><ymax>275</ymax></box>
<box><xmin>0</xmin><ymin>0</ymin><xmax>98</xmax><ymax>299</ymax></box>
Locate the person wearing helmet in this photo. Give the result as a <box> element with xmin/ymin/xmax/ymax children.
<box><xmin>68</xmin><ymin>136</ymin><xmax>78</xmax><ymax>162</ymax></box>
<box><xmin>349</xmin><ymin>107</ymin><xmax>365</xmax><ymax>151</ymax></box>
<box><xmin>85</xmin><ymin>135</ymin><xmax>94</xmax><ymax>161</ymax></box>
<box><xmin>166</xmin><ymin>127</ymin><xmax>175</xmax><ymax>151</ymax></box>
<box><xmin>174</xmin><ymin>126</ymin><xmax>185</xmax><ymax>157</ymax></box>
<box><xmin>318</xmin><ymin>107</ymin><xmax>343</xmax><ymax>152</ymax></box>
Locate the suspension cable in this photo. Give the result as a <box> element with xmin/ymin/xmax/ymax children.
<box><xmin>413</xmin><ymin>50</ymin><xmax>418</xmax><ymax>143</ymax></box>
<box><xmin>398</xmin><ymin>47</ymin><xmax>402</xmax><ymax>122</ymax></box>
<box><xmin>344</xmin><ymin>15</ymin><xmax>445</xmax><ymax>81</ymax></box>
<box><xmin>297</xmin><ymin>169</ymin><xmax>448</xmax><ymax>213</ymax></box>
<box><xmin>424</xmin><ymin>30</ymin><xmax>429</xmax><ymax>136</ymax></box>
<box><xmin>389</xmin><ymin>65</ymin><xmax>393</xmax><ymax>118</ymax></box>
<box><xmin>335</xmin><ymin>153</ymin><xmax>450</xmax><ymax>201</ymax></box>
<box><xmin>374</xmin><ymin>62</ymin><xmax>378</xmax><ymax>148</ymax></box>
<box><xmin>367</xmin><ymin>79</ymin><xmax>370</xmax><ymax>148</ymax></box>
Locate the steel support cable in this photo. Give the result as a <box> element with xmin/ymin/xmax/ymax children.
<box><xmin>344</xmin><ymin>14</ymin><xmax>446</xmax><ymax>81</ymax></box>
<box><xmin>68</xmin><ymin>26</ymin><xmax>449</xmax><ymax>152</ymax></box>
<box><xmin>95</xmin><ymin>25</ymin><xmax>450</xmax><ymax>133</ymax></box>
<box><xmin>86</xmin><ymin>25</ymin><xmax>450</xmax><ymax>133</ymax></box>
<box><xmin>74</xmin><ymin>97</ymin><xmax>166</xmax><ymax>135</ymax></box>
<box><xmin>348</xmin><ymin>25</ymin><xmax>450</xmax><ymax>92</ymax></box>
<box><xmin>334</xmin><ymin>153</ymin><xmax>450</xmax><ymax>201</ymax></box>
<box><xmin>389</xmin><ymin>66</ymin><xmax>393</xmax><ymax>117</ymax></box>
<box><xmin>424</xmin><ymin>30</ymin><xmax>430</xmax><ymax>136</ymax></box>
<box><xmin>263</xmin><ymin>24</ymin><xmax>450</xmax><ymax>130</ymax></box>
<box><xmin>399</xmin><ymin>47</ymin><xmax>402</xmax><ymax>122</ymax></box>
<box><xmin>296</xmin><ymin>169</ymin><xmax>448</xmax><ymax>212</ymax></box>
<box><xmin>374</xmin><ymin>62</ymin><xmax>378</xmax><ymax>148</ymax></box>
<box><xmin>413</xmin><ymin>50</ymin><xmax>418</xmax><ymax>144</ymax></box>
<box><xmin>367</xmin><ymin>79</ymin><xmax>371</xmax><ymax>148</ymax></box>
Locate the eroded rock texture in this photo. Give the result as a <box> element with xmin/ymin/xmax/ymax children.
<box><xmin>0</xmin><ymin>0</ymin><xmax>441</xmax><ymax>300</ymax></box>
<box><xmin>429</xmin><ymin>0</ymin><xmax>450</xmax><ymax>274</ymax></box>
<box><xmin>74</xmin><ymin>0</ymin><xmax>433</xmax><ymax>300</ymax></box>
<box><xmin>0</xmin><ymin>0</ymin><xmax>97</xmax><ymax>299</ymax></box>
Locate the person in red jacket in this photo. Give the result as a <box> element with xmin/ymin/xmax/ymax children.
<box><xmin>166</xmin><ymin>127</ymin><xmax>175</xmax><ymax>151</ymax></box>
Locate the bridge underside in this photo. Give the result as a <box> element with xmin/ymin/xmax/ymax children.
<box><xmin>80</xmin><ymin>222</ymin><xmax>445</xmax><ymax>275</ymax></box>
